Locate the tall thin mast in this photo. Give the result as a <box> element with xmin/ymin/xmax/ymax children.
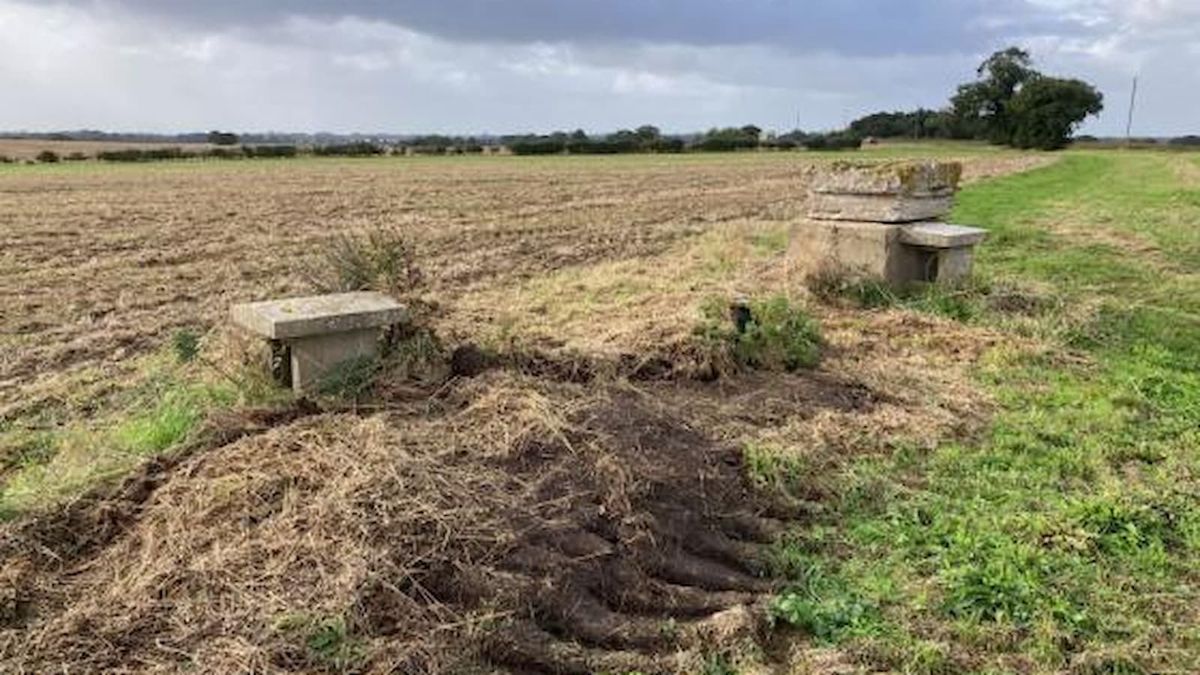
<box><xmin>1125</xmin><ymin>75</ymin><xmax>1139</xmax><ymax>144</ymax></box>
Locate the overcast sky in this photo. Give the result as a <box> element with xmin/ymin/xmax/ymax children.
<box><xmin>3</xmin><ymin>1</ymin><xmax>1197</xmax><ymax>136</ymax></box>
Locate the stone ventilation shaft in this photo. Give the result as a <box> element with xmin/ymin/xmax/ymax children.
<box><xmin>799</xmin><ymin>160</ymin><xmax>987</xmax><ymax>285</ymax></box>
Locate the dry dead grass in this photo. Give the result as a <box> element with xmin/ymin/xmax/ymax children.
<box><xmin>2</xmin><ymin>372</ymin><xmax>789</xmax><ymax>673</ymax></box>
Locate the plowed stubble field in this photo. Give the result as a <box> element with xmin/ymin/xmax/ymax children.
<box><xmin>1</xmin><ymin>150</ymin><xmax>1049</xmax><ymax>673</ymax></box>
<box><xmin>0</xmin><ymin>153</ymin><xmax>1039</xmax><ymax>422</ymax></box>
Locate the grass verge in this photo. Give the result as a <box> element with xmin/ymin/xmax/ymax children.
<box><xmin>766</xmin><ymin>151</ymin><xmax>1200</xmax><ymax>673</ymax></box>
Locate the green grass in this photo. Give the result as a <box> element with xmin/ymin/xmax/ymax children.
<box><xmin>767</xmin><ymin>151</ymin><xmax>1200</xmax><ymax>673</ymax></box>
<box><xmin>0</xmin><ymin>341</ymin><xmax>285</xmax><ymax>518</ymax></box>
<box><xmin>273</xmin><ymin>613</ymin><xmax>366</xmax><ymax>670</ymax></box>
<box><xmin>695</xmin><ymin>294</ymin><xmax>823</xmax><ymax>372</ymax></box>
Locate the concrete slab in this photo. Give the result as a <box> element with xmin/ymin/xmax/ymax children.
<box><xmin>231</xmin><ymin>292</ymin><xmax>407</xmax><ymax>340</ymax></box>
<box><xmin>899</xmin><ymin>223</ymin><xmax>988</xmax><ymax>249</ymax></box>
<box><xmin>809</xmin><ymin>160</ymin><xmax>964</xmax><ymax>198</ymax></box>
<box><xmin>808</xmin><ymin>160</ymin><xmax>963</xmax><ymax>223</ymax></box>
<box><xmin>230</xmin><ymin>291</ymin><xmax>408</xmax><ymax>394</ymax></box>
<box><xmin>808</xmin><ymin>193</ymin><xmax>955</xmax><ymax>223</ymax></box>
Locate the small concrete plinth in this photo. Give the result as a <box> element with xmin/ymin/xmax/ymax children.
<box><xmin>231</xmin><ymin>291</ymin><xmax>407</xmax><ymax>393</ymax></box>
<box><xmin>800</xmin><ymin>160</ymin><xmax>986</xmax><ymax>286</ymax></box>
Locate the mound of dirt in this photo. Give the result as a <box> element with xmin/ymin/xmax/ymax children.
<box><xmin>0</xmin><ymin>372</ymin><xmax>792</xmax><ymax>673</ymax></box>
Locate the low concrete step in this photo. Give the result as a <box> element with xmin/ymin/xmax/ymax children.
<box><xmin>899</xmin><ymin>223</ymin><xmax>987</xmax><ymax>249</ymax></box>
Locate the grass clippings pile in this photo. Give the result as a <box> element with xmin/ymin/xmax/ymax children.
<box><xmin>1</xmin><ymin>371</ymin><xmax>794</xmax><ymax>673</ymax></box>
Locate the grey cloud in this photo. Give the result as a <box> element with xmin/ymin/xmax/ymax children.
<box><xmin>80</xmin><ymin>0</ymin><xmax>1081</xmax><ymax>56</ymax></box>
<box><xmin>7</xmin><ymin>0</ymin><xmax>1197</xmax><ymax>135</ymax></box>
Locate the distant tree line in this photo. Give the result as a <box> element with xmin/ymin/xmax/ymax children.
<box><xmin>94</xmin><ymin>146</ymin><xmax>301</xmax><ymax>162</ymax></box>
<box><xmin>504</xmin><ymin>126</ymin><xmax>684</xmax><ymax>155</ymax></box>
<box><xmin>847</xmin><ymin>47</ymin><xmax>1104</xmax><ymax>150</ymax></box>
<box><xmin>502</xmin><ymin>124</ymin><xmax>865</xmax><ymax>155</ymax></box>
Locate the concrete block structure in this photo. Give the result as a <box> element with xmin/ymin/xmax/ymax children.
<box><xmin>231</xmin><ymin>291</ymin><xmax>407</xmax><ymax>393</ymax></box>
<box><xmin>798</xmin><ymin>161</ymin><xmax>986</xmax><ymax>285</ymax></box>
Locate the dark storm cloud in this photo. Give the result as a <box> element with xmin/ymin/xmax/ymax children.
<box><xmin>85</xmin><ymin>0</ymin><xmax>1077</xmax><ymax>56</ymax></box>
<box><xmin>9</xmin><ymin>0</ymin><xmax>1197</xmax><ymax>135</ymax></box>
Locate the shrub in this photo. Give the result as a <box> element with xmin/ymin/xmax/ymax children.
<box><xmin>695</xmin><ymin>295</ymin><xmax>822</xmax><ymax>372</ymax></box>
<box><xmin>171</xmin><ymin>329</ymin><xmax>201</xmax><ymax>364</ymax></box>
<box><xmin>96</xmin><ymin>147</ymin><xmax>199</xmax><ymax>162</ymax></box>
<box><xmin>204</xmin><ymin>147</ymin><xmax>239</xmax><ymax>159</ymax></box>
<box><xmin>312</xmin><ymin>142</ymin><xmax>384</xmax><ymax>157</ymax></box>
<box><xmin>693</xmin><ymin>127</ymin><xmax>760</xmax><ymax>152</ymax></box>
<box><xmin>735</xmin><ymin>295</ymin><xmax>823</xmax><ymax>369</ymax></box>
<box><xmin>304</xmin><ymin>224</ymin><xmax>424</xmax><ymax>300</ymax></box>
<box><xmin>649</xmin><ymin>137</ymin><xmax>685</xmax><ymax>153</ymax></box>
<box><xmin>97</xmin><ymin>149</ymin><xmax>145</xmax><ymax>162</ymax></box>
<box><xmin>36</xmin><ymin>150</ymin><xmax>60</xmax><ymax>163</ymax></box>
<box><xmin>142</xmin><ymin>147</ymin><xmax>191</xmax><ymax>161</ymax></box>
<box><xmin>508</xmin><ymin>138</ymin><xmax>566</xmax><ymax>155</ymax></box>
<box><xmin>243</xmin><ymin>145</ymin><xmax>298</xmax><ymax>158</ymax></box>
<box><xmin>64</xmin><ymin>152</ymin><xmax>88</xmax><ymax>161</ymax></box>
<box><xmin>0</xmin><ymin>155</ymin><xmax>12</xmax><ymax>164</ymax></box>
<box><xmin>803</xmin><ymin>133</ymin><xmax>863</xmax><ymax>151</ymax></box>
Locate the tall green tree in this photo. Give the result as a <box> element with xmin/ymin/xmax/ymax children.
<box><xmin>951</xmin><ymin>47</ymin><xmax>1038</xmax><ymax>144</ymax></box>
<box><xmin>1008</xmin><ymin>77</ymin><xmax>1104</xmax><ymax>150</ymax></box>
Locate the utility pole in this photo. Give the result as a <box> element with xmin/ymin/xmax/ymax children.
<box><xmin>1125</xmin><ymin>75</ymin><xmax>1138</xmax><ymax>145</ymax></box>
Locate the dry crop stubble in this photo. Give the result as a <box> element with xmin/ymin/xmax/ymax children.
<box><xmin>0</xmin><ymin>150</ymin><xmax>1053</xmax><ymax>672</ymax></box>
<box><xmin>1</xmin><ymin>155</ymin><xmax>810</xmax><ymax>422</ymax></box>
<box><xmin>1</xmin><ymin>151</ymin><xmax>1045</xmax><ymax>425</ymax></box>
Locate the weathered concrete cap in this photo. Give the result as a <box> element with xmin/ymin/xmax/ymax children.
<box><xmin>899</xmin><ymin>223</ymin><xmax>988</xmax><ymax>249</ymax></box>
<box><xmin>808</xmin><ymin>193</ymin><xmax>955</xmax><ymax>223</ymax></box>
<box><xmin>810</xmin><ymin>160</ymin><xmax>964</xmax><ymax>197</ymax></box>
<box><xmin>231</xmin><ymin>291</ymin><xmax>408</xmax><ymax>340</ymax></box>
